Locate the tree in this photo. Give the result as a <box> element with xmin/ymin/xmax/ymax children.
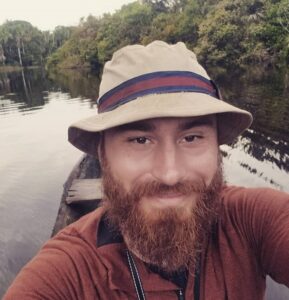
<box><xmin>96</xmin><ymin>2</ymin><xmax>153</xmax><ymax>62</ymax></box>
<box><xmin>0</xmin><ymin>21</ymin><xmax>45</xmax><ymax>66</ymax></box>
<box><xmin>52</xmin><ymin>26</ymin><xmax>74</xmax><ymax>49</ymax></box>
<box><xmin>0</xmin><ymin>44</ymin><xmax>5</xmax><ymax>65</ymax></box>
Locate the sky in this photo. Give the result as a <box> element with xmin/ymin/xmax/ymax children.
<box><xmin>0</xmin><ymin>0</ymin><xmax>136</xmax><ymax>31</ymax></box>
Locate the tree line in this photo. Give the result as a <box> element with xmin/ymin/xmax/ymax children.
<box><xmin>0</xmin><ymin>21</ymin><xmax>73</xmax><ymax>67</ymax></box>
<box><xmin>1</xmin><ymin>0</ymin><xmax>289</xmax><ymax>70</ymax></box>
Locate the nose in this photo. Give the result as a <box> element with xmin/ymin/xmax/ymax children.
<box><xmin>151</xmin><ymin>141</ymin><xmax>184</xmax><ymax>186</ymax></box>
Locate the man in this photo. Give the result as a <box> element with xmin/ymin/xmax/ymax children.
<box><xmin>4</xmin><ymin>41</ymin><xmax>289</xmax><ymax>299</ymax></box>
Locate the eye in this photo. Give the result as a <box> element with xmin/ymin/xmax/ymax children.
<box><xmin>128</xmin><ymin>137</ymin><xmax>150</xmax><ymax>144</ymax></box>
<box><xmin>182</xmin><ymin>135</ymin><xmax>201</xmax><ymax>143</ymax></box>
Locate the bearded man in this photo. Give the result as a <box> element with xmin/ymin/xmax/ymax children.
<box><xmin>4</xmin><ymin>41</ymin><xmax>289</xmax><ymax>300</ymax></box>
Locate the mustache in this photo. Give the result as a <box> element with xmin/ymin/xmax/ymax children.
<box><xmin>129</xmin><ymin>179</ymin><xmax>206</xmax><ymax>199</ymax></box>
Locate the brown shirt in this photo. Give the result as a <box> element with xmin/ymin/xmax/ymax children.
<box><xmin>4</xmin><ymin>186</ymin><xmax>289</xmax><ymax>299</ymax></box>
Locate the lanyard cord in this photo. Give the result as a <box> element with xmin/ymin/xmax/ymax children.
<box><xmin>126</xmin><ymin>250</ymin><xmax>146</xmax><ymax>300</ymax></box>
<box><xmin>126</xmin><ymin>249</ymin><xmax>201</xmax><ymax>300</ymax></box>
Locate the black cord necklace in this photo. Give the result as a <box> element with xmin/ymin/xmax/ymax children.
<box><xmin>126</xmin><ymin>249</ymin><xmax>201</xmax><ymax>300</ymax></box>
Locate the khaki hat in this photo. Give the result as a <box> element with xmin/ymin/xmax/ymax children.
<box><xmin>68</xmin><ymin>40</ymin><xmax>252</xmax><ymax>156</ymax></box>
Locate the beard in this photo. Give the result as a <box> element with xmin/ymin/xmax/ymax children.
<box><xmin>101</xmin><ymin>157</ymin><xmax>223</xmax><ymax>274</ymax></box>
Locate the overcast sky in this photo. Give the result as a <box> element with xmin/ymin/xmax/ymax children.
<box><xmin>0</xmin><ymin>0</ymin><xmax>136</xmax><ymax>31</ymax></box>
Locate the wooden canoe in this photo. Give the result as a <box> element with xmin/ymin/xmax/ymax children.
<box><xmin>51</xmin><ymin>155</ymin><xmax>289</xmax><ymax>299</ymax></box>
<box><xmin>51</xmin><ymin>154</ymin><xmax>102</xmax><ymax>236</ymax></box>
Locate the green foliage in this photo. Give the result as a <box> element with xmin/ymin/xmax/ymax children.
<box><xmin>195</xmin><ymin>0</ymin><xmax>289</xmax><ymax>66</ymax></box>
<box><xmin>142</xmin><ymin>12</ymin><xmax>178</xmax><ymax>43</ymax></box>
<box><xmin>45</xmin><ymin>0</ymin><xmax>289</xmax><ymax>70</ymax></box>
<box><xmin>196</xmin><ymin>0</ymin><xmax>249</xmax><ymax>65</ymax></box>
<box><xmin>0</xmin><ymin>20</ymin><xmax>73</xmax><ymax>67</ymax></box>
<box><xmin>93</xmin><ymin>2</ymin><xmax>154</xmax><ymax>63</ymax></box>
<box><xmin>0</xmin><ymin>21</ymin><xmax>43</xmax><ymax>66</ymax></box>
<box><xmin>1</xmin><ymin>1</ymin><xmax>288</xmax><ymax>69</ymax></box>
<box><xmin>47</xmin><ymin>2</ymin><xmax>154</xmax><ymax>69</ymax></box>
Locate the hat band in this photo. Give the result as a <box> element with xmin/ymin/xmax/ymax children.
<box><xmin>98</xmin><ymin>71</ymin><xmax>220</xmax><ymax>113</ymax></box>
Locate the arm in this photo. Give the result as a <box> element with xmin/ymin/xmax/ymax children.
<box><xmin>225</xmin><ymin>187</ymin><xmax>289</xmax><ymax>286</ymax></box>
<box><xmin>256</xmin><ymin>189</ymin><xmax>289</xmax><ymax>286</ymax></box>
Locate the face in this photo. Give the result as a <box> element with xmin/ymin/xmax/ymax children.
<box><xmin>103</xmin><ymin>116</ymin><xmax>219</xmax><ymax>215</ymax></box>
<box><xmin>101</xmin><ymin>116</ymin><xmax>222</xmax><ymax>272</ymax></box>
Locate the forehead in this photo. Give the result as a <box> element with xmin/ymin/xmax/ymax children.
<box><xmin>108</xmin><ymin>115</ymin><xmax>216</xmax><ymax>133</ymax></box>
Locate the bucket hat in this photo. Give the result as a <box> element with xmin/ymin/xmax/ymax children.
<box><xmin>68</xmin><ymin>40</ymin><xmax>253</xmax><ymax>156</ymax></box>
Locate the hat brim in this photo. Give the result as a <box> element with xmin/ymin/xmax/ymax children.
<box><xmin>68</xmin><ymin>92</ymin><xmax>253</xmax><ymax>156</ymax></box>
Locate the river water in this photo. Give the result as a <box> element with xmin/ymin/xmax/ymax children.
<box><xmin>0</xmin><ymin>67</ymin><xmax>288</xmax><ymax>297</ymax></box>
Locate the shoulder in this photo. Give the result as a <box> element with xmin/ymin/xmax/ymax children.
<box><xmin>216</xmin><ymin>186</ymin><xmax>289</xmax><ymax>285</ymax></box>
<box><xmin>221</xmin><ymin>185</ymin><xmax>289</xmax><ymax>212</ymax></box>
<box><xmin>219</xmin><ymin>186</ymin><xmax>289</xmax><ymax>233</ymax></box>
<box><xmin>221</xmin><ymin>185</ymin><xmax>289</xmax><ymax>200</ymax></box>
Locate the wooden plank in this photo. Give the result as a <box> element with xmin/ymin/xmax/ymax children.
<box><xmin>66</xmin><ymin>178</ymin><xmax>102</xmax><ymax>204</ymax></box>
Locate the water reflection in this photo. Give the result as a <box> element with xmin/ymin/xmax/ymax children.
<box><xmin>0</xmin><ymin>69</ymin><xmax>50</xmax><ymax>115</ymax></box>
<box><xmin>240</xmin><ymin>130</ymin><xmax>288</xmax><ymax>172</ymax></box>
<box><xmin>47</xmin><ymin>69</ymin><xmax>100</xmax><ymax>105</ymax></box>
<box><xmin>221</xmin><ymin>135</ymin><xmax>287</xmax><ymax>192</ymax></box>
<box><xmin>211</xmin><ymin>66</ymin><xmax>289</xmax><ymax>143</ymax></box>
<box><xmin>208</xmin><ymin>65</ymin><xmax>289</xmax><ymax>192</ymax></box>
<box><xmin>0</xmin><ymin>68</ymin><xmax>101</xmax><ymax>116</ymax></box>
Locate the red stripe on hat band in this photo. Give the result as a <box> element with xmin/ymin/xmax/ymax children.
<box><xmin>98</xmin><ymin>72</ymin><xmax>217</xmax><ymax>113</ymax></box>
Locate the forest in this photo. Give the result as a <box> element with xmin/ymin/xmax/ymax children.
<box><xmin>0</xmin><ymin>0</ymin><xmax>288</xmax><ymax>71</ymax></box>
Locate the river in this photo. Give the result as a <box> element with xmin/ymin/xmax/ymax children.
<box><xmin>0</xmin><ymin>66</ymin><xmax>288</xmax><ymax>297</ymax></box>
